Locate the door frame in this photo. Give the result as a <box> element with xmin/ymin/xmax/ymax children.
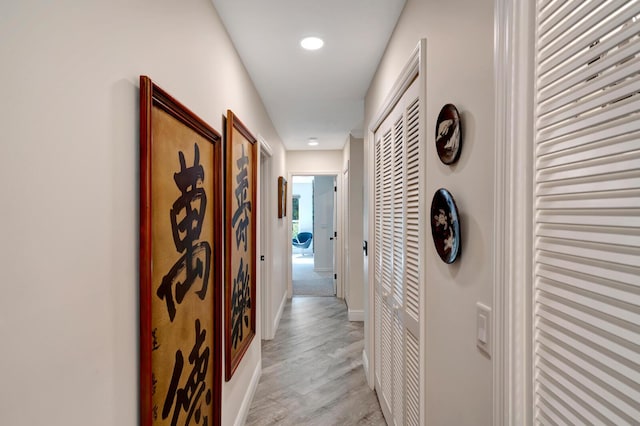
<box><xmin>343</xmin><ymin>164</ymin><xmax>350</xmax><ymax>305</ymax></box>
<box><xmin>365</xmin><ymin>39</ymin><xmax>427</xmax><ymax>423</ymax></box>
<box><xmin>259</xmin><ymin>137</ymin><xmax>274</xmax><ymax>339</ymax></box>
<box><xmin>287</xmin><ymin>171</ymin><xmax>343</xmax><ymax>299</ymax></box>
<box><xmin>492</xmin><ymin>0</ymin><xmax>534</xmax><ymax>423</ymax></box>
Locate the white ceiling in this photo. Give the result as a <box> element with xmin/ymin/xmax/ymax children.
<box><xmin>211</xmin><ymin>0</ymin><xmax>406</xmax><ymax>151</ymax></box>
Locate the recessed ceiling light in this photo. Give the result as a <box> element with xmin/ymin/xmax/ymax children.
<box><xmin>300</xmin><ymin>37</ymin><xmax>324</xmax><ymax>51</ymax></box>
<box><xmin>308</xmin><ymin>137</ymin><xmax>319</xmax><ymax>146</ymax></box>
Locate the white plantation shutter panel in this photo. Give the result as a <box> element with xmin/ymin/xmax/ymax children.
<box><xmin>534</xmin><ymin>1</ymin><xmax>640</xmax><ymax>424</ymax></box>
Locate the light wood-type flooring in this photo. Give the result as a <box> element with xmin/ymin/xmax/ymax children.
<box><xmin>245</xmin><ymin>297</ymin><xmax>386</xmax><ymax>426</ymax></box>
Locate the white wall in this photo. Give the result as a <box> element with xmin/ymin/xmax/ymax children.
<box><xmin>293</xmin><ymin>181</ymin><xmax>314</xmax><ymax>235</ymax></box>
<box><xmin>286</xmin><ymin>150</ymin><xmax>343</xmax><ymax>172</ymax></box>
<box><xmin>0</xmin><ymin>1</ymin><xmax>287</xmax><ymax>425</ymax></box>
<box><xmin>364</xmin><ymin>0</ymin><xmax>495</xmax><ymax>423</ymax></box>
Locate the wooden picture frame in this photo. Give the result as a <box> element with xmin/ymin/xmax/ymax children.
<box><xmin>139</xmin><ymin>76</ymin><xmax>222</xmax><ymax>426</ymax></box>
<box><xmin>224</xmin><ymin>110</ymin><xmax>257</xmax><ymax>381</ymax></box>
<box><xmin>278</xmin><ymin>176</ymin><xmax>287</xmax><ymax>218</ymax></box>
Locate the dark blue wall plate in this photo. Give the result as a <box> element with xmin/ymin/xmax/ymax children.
<box><xmin>430</xmin><ymin>188</ymin><xmax>461</xmax><ymax>264</ymax></box>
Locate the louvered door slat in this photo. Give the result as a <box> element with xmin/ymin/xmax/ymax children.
<box><xmin>405</xmin><ymin>97</ymin><xmax>420</xmax><ymax>323</ymax></box>
<box><xmin>381</xmin><ymin>303</ymin><xmax>393</xmax><ymax>411</ymax></box>
<box><xmin>537</xmin><ymin>237</ymin><xmax>640</xmax><ymax>267</ymax></box>
<box><xmin>538</xmin><ymin>0</ymin><xmax>555</xmax><ymax>16</ymax></box>
<box><xmin>536</xmin><ymin>366</ymin><xmax>628</xmax><ymax>424</ymax></box>
<box><xmin>539</xmin><ymin>0</ymin><xmax>608</xmax><ymax>55</ymax></box>
<box><xmin>537</xmin><ymin>292</ymin><xmax>640</xmax><ymax>345</ymax></box>
<box><xmin>537</xmin><ymin>115</ymin><xmax>640</xmax><ymax>155</ymax></box>
<box><xmin>537</xmin><ymin>251</ymin><xmax>640</xmax><ymax>287</ymax></box>
<box><xmin>375</xmin><ymin>290</ymin><xmax>382</xmax><ymax>383</ymax></box>
<box><xmin>538</xmin><ymin>0</ymin><xmax>587</xmax><ymax>38</ymax></box>
<box><xmin>381</xmin><ymin>130</ymin><xmax>393</xmax><ymax>292</ymax></box>
<box><xmin>405</xmin><ymin>331</ymin><xmax>420</xmax><ymax>426</ymax></box>
<box><xmin>538</xmin><ymin>331</ymin><xmax>640</xmax><ymax>397</ymax></box>
<box><xmin>538</xmin><ymin>151</ymin><xmax>640</xmax><ymax>181</ymax></box>
<box><xmin>537</xmin><ymin>97</ymin><xmax>640</xmax><ymax>143</ymax></box>
<box><xmin>538</xmin><ymin>307</ymin><xmax>640</xmax><ymax>367</ymax></box>
<box><xmin>375</xmin><ymin>137</ymin><xmax>382</xmax><ymax>286</ymax></box>
<box><xmin>539</xmin><ymin>17</ymin><xmax>640</xmax><ymax>92</ymax></box>
<box><xmin>538</xmin><ymin>343</ymin><xmax>640</xmax><ymax>421</ymax></box>
<box><xmin>537</xmin><ymin>385</ymin><xmax>586</xmax><ymax>425</ymax></box>
<box><xmin>537</xmin><ymin>224</ymin><xmax>640</xmax><ymax>247</ymax></box>
<box><xmin>538</xmin><ymin>1</ymin><xmax>640</xmax><ymax>75</ymax></box>
<box><xmin>539</xmin><ymin>53</ymin><xmax>640</xmax><ymax>115</ymax></box>
<box><xmin>392</xmin><ymin>315</ymin><xmax>405</xmax><ymax>425</ymax></box>
<box><xmin>538</xmin><ymin>0</ymin><xmax>565</xmax><ymax>25</ymax></box>
<box><xmin>538</xmin><ymin>133</ymin><xmax>640</xmax><ymax>169</ymax></box>
<box><xmin>534</xmin><ymin>1</ymin><xmax>640</xmax><ymax>423</ymax></box>
<box><xmin>393</xmin><ymin>116</ymin><xmax>405</xmax><ymax>306</ymax></box>
<box><xmin>538</xmin><ymin>208</ymin><xmax>640</xmax><ymax>228</ymax></box>
<box><xmin>538</xmin><ymin>78</ymin><xmax>640</xmax><ymax>129</ymax></box>
<box><xmin>538</xmin><ymin>264</ymin><xmax>640</xmax><ymax>304</ymax></box>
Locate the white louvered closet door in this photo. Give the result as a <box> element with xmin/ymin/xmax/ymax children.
<box><xmin>533</xmin><ymin>1</ymin><xmax>640</xmax><ymax>424</ymax></box>
<box><xmin>373</xmin><ymin>76</ymin><xmax>422</xmax><ymax>426</ymax></box>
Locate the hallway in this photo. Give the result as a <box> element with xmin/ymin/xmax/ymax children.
<box><xmin>292</xmin><ymin>255</ymin><xmax>335</xmax><ymax>296</ymax></box>
<box><xmin>246</xmin><ymin>297</ymin><xmax>384</xmax><ymax>425</ymax></box>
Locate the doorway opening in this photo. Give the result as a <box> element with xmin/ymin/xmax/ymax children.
<box><xmin>290</xmin><ymin>175</ymin><xmax>336</xmax><ymax>297</ymax></box>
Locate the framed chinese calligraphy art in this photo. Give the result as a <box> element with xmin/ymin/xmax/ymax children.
<box><xmin>224</xmin><ymin>110</ymin><xmax>257</xmax><ymax>381</ymax></box>
<box><xmin>139</xmin><ymin>76</ymin><xmax>222</xmax><ymax>426</ymax></box>
<box><xmin>278</xmin><ymin>176</ymin><xmax>287</xmax><ymax>218</ymax></box>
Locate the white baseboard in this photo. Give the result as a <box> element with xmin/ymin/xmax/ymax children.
<box><xmin>348</xmin><ymin>309</ymin><xmax>364</xmax><ymax>322</ymax></box>
<box><xmin>233</xmin><ymin>360</ymin><xmax>262</xmax><ymax>426</ymax></box>
<box><xmin>271</xmin><ymin>291</ymin><xmax>287</xmax><ymax>337</ymax></box>
<box><xmin>313</xmin><ymin>267</ymin><xmax>333</xmax><ymax>272</ymax></box>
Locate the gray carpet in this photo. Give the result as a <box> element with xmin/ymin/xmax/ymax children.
<box><xmin>292</xmin><ymin>256</ymin><xmax>335</xmax><ymax>296</ymax></box>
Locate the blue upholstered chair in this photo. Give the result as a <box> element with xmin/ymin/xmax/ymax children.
<box><xmin>292</xmin><ymin>232</ymin><xmax>313</xmax><ymax>255</ymax></box>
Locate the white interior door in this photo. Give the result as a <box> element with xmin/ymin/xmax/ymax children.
<box><xmin>312</xmin><ymin>176</ymin><xmax>335</xmax><ymax>272</ymax></box>
<box><xmin>332</xmin><ymin>177</ymin><xmax>338</xmax><ymax>295</ymax></box>
<box><xmin>373</xmin><ymin>75</ymin><xmax>422</xmax><ymax>426</ymax></box>
<box><xmin>532</xmin><ymin>2</ymin><xmax>640</xmax><ymax>422</ymax></box>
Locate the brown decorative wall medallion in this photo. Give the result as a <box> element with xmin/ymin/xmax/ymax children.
<box><xmin>435</xmin><ymin>104</ymin><xmax>462</xmax><ymax>164</ymax></box>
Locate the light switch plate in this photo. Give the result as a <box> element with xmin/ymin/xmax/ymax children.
<box><xmin>476</xmin><ymin>302</ymin><xmax>492</xmax><ymax>357</ymax></box>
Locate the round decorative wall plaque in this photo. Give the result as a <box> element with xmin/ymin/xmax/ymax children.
<box><xmin>435</xmin><ymin>104</ymin><xmax>462</xmax><ymax>164</ymax></box>
<box><xmin>430</xmin><ymin>188</ymin><xmax>461</xmax><ymax>264</ymax></box>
